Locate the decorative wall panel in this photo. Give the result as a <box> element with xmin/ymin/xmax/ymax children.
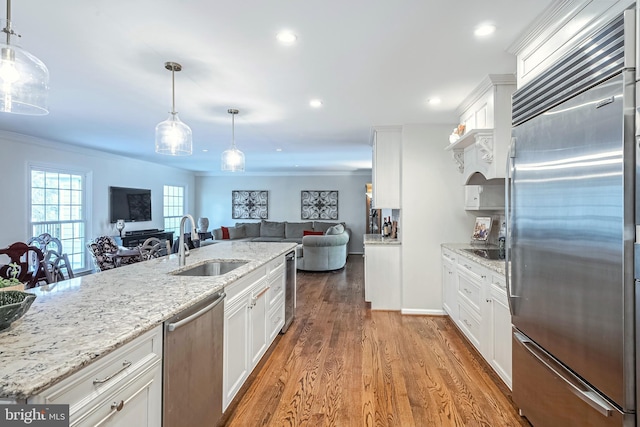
<box><xmin>232</xmin><ymin>190</ymin><xmax>268</xmax><ymax>219</ymax></box>
<box><xmin>301</xmin><ymin>190</ymin><xmax>338</xmax><ymax>220</ymax></box>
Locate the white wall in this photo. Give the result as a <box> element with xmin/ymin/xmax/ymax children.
<box><xmin>401</xmin><ymin>124</ymin><xmax>476</xmax><ymax>314</ymax></box>
<box><xmin>194</xmin><ymin>174</ymin><xmax>371</xmax><ymax>254</ymax></box>
<box><xmin>0</xmin><ymin>132</ymin><xmax>195</xmax><ymax>247</ymax></box>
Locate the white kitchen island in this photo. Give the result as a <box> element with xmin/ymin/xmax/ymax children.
<box><xmin>0</xmin><ymin>241</ymin><xmax>295</xmax><ymax>424</ymax></box>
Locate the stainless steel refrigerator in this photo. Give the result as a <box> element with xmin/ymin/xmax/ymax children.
<box><xmin>508</xmin><ymin>11</ymin><xmax>636</xmax><ymax>427</ymax></box>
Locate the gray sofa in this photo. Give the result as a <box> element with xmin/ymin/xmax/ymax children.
<box><xmin>212</xmin><ymin>220</ymin><xmax>350</xmax><ymax>271</ymax></box>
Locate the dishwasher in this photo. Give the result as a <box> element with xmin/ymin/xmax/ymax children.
<box><xmin>163</xmin><ymin>290</ymin><xmax>226</xmax><ymax>427</ymax></box>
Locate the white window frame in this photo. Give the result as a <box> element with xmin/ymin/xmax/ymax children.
<box><xmin>28</xmin><ymin>163</ymin><xmax>92</xmax><ymax>273</ymax></box>
<box><xmin>163</xmin><ymin>185</ymin><xmax>185</xmax><ymax>239</ymax></box>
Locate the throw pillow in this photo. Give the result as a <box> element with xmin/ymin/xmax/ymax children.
<box><xmin>228</xmin><ymin>225</ymin><xmax>246</xmax><ymax>240</ymax></box>
<box><xmin>260</xmin><ymin>220</ymin><xmax>285</xmax><ymax>238</ymax></box>
<box><xmin>221</xmin><ymin>226</ymin><xmax>230</xmax><ymax>240</ymax></box>
<box><xmin>303</xmin><ymin>230</ymin><xmax>324</xmax><ymax>236</ymax></box>
<box><xmin>235</xmin><ymin>222</ymin><xmax>261</xmax><ymax>237</ymax></box>
<box><xmin>325</xmin><ymin>224</ymin><xmax>344</xmax><ymax>235</ymax></box>
<box><xmin>285</xmin><ymin>221</ymin><xmax>313</xmax><ymax>239</ymax></box>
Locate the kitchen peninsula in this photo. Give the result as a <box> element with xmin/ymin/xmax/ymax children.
<box><xmin>0</xmin><ymin>241</ymin><xmax>295</xmax><ymax>412</ymax></box>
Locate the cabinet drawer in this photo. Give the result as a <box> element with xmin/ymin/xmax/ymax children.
<box><xmin>268</xmin><ymin>256</ymin><xmax>284</xmax><ymax>275</ymax></box>
<box><xmin>267</xmin><ymin>271</ymin><xmax>285</xmax><ymax>310</ymax></box>
<box><xmin>457</xmin><ymin>302</ymin><xmax>481</xmax><ymax>350</ymax></box>
<box><xmin>442</xmin><ymin>248</ymin><xmax>456</xmax><ymax>263</ymax></box>
<box><xmin>457</xmin><ymin>271</ymin><xmax>481</xmax><ymax>311</ymax></box>
<box><xmin>490</xmin><ymin>273</ymin><xmax>506</xmax><ymax>291</ymax></box>
<box><xmin>268</xmin><ymin>301</ymin><xmax>285</xmax><ymax>342</ymax></box>
<box><xmin>72</xmin><ymin>360</ymin><xmax>161</xmax><ymax>427</ymax></box>
<box><xmin>39</xmin><ymin>326</ymin><xmax>162</xmax><ymax>411</ymax></box>
<box><xmin>457</xmin><ymin>258</ymin><xmax>486</xmax><ymax>281</ymax></box>
<box><xmin>225</xmin><ymin>267</ymin><xmax>267</xmax><ymax>304</ymax></box>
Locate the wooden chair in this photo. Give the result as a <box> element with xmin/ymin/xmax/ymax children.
<box><xmin>0</xmin><ymin>242</ymin><xmax>45</xmax><ymax>289</ymax></box>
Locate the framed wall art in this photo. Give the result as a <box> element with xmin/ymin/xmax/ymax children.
<box><xmin>301</xmin><ymin>190</ymin><xmax>338</xmax><ymax>220</ymax></box>
<box><xmin>232</xmin><ymin>190</ymin><xmax>268</xmax><ymax>219</ymax></box>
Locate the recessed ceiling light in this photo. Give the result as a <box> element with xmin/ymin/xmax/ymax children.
<box><xmin>428</xmin><ymin>97</ymin><xmax>442</xmax><ymax>106</ymax></box>
<box><xmin>202</xmin><ymin>149</ymin><xmax>208</xmax><ymax>152</ymax></box>
<box><xmin>276</xmin><ymin>148</ymin><xmax>282</xmax><ymax>152</ymax></box>
<box><xmin>474</xmin><ymin>24</ymin><xmax>496</xmax><ymax>37</ymax></box>
<box><xmin>276</xmin><ymin>31</ymin><xmax>297</xmax><ymax>45</ymax></box>
<box><xmin>309</xmin><ymin>99</ymin><xmax>323</xmax><ymax>108</ymax></box>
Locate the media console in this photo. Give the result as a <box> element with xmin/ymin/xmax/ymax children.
<box><xmin>114</xmin><ymin>229</ymin><xmax>175</xmax><ymax>249</ymax></box>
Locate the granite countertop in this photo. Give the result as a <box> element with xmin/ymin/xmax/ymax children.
<box><xmin>364</xmin><ymin>234</ymin><xmax>401</xmax><ymax>245</ymax></box>
<box><xmin>441</xmin><ymin>243</ymin><xmax>507</xmax><ymax>276</ymax></box>
<box><xmin>0</xmin><ymin>241</ymin><xmax>296</xmax><ymax>401</ymax></box>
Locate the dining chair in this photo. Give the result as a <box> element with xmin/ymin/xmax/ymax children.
<box><xmin>0</xmin><ymin>242</ymin><xmax>45</xmax><ymax>289</ymax></box>
<box><xmin>139</xmin><ymin>237</ymin><xmax>166</xmax><ymax>261</ymax></box>
<box><xmin>87</xmin><ymin>236</ymin><xmax>142</xmax><ymax>272</ymax></box>
<box><xmin>27</xmin><ymin>233</ymin><xmax>74</xmax><ymax>283</ymax></box>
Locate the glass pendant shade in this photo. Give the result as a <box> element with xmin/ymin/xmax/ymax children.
<box><xmin>221</xmin><ymin>146</ymin><xmax>245</xmax><ymax>172</ymax></box>
<box><xmin>221</xmin><ymin>108</ymin><xmax>245</xmax><ymax>172</ymax></box>
<box><xmin>0</xmin><ymin>24</ymin><xmax>49</xmax><ymax>115</ymax></box>
<box><xmin>155</xmin><ymin>112</ymin><xmax>192</xmax><ymax>156</ymax></box>
<box><xmin>155</xmin><ymin>61</ymin><xmax>192</xmax><ymax>156</ymax></box>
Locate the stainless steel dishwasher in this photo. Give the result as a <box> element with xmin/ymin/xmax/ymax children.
<box><xmin>281</xmin><ymin>250</ymin><xmax>296</xmax><ymax>333</ymax></box>
<box><xmin>163</xmin><ymin>291</ymin><xmax>226</xmax><ymax>427</ymax></box>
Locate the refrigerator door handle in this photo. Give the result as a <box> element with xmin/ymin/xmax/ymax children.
<box><xmin>514</xmin><ymin>331</ymin><xmax>616</xmax><ymax>418</ymax></box>
<box><xmin>505</xmin><ymin>136</ymin><xmax>516</xmax><ymax>316</ymax></box>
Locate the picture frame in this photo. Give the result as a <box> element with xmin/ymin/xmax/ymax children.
<box><xmin>232</xmin><ymin>190</ymin><xmax>268</xmax><ymax>219</ymax></box>
<box><xmin>301</xmin><ymin>190</ymin><xmax>338</xmax><ymax>220</ymax></box>
<box><xmin>472</xmin><ymin>216</ymin><xmax>492</xmax><ymax>242</ymax></box>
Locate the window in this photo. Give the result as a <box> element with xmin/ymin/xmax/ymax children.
<box><xmin>30</xmin><ymin>168</ymin><xmax>87</xmax><ymax>272</ymax></box>
<box><xmin>164</xmin><ymin>185</ymin><xmax>184</xmax><ymax>237</ymax></box>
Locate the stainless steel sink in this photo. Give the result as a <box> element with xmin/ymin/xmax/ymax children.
<box><xmin>173</xmin><ymin>261</ymin><xmax>248</xmax><ymax>277</ymax></box>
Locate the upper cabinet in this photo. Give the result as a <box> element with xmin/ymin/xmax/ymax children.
<box><xmin>445</xmin><ymin>74</ymin><xmax>516</xmax><ymax>184</ymax></box>
<box><xmin>371</xmin><ymin>126</ymin><xmax>401</xmax><ymax>209</ymax></box>
<box><xmin>507</xmin><ymin>0</ymin><xmax>634</xmax><ymax>87</ymax></box>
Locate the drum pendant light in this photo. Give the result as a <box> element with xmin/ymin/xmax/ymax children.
<box><xmin>155</xmin><ymin>61</ymin><xmax>192</xmax><ymax>156</ymax></box>
<box><xmin>0</xmin><ymin>0</ymin><xmax>49</xmax><ymax>115</ymax></box>
<box><xmin>221</xmin><ymin>108</ymin><xmax>245</xmax><ymax>172</ymax></box>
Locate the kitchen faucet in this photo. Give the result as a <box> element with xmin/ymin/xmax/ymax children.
<box><xmin>178</xmin><ymin>214</ymin><xmax>200</xmax><ymax>267</ymax></box>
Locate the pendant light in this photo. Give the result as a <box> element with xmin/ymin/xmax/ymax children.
<box><xmin>221</xmin><ymin>108</ymin><xmax>245</xmax><ymax>172</ymax></box>
<box><xmin>0</xmin><ymin>0</ymin><xmax>49</xmax><ymax>115</ymax></box>
<box><xmin>155</xmin><ymin>61</ymin><xmax>192</xmax><ymax>156</ymax></box>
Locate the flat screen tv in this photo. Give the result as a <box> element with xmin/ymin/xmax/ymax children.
<box><xmin>109</xmin><ymin>186</ymin><xmax>152</xmax><ymax>223</ymax></box>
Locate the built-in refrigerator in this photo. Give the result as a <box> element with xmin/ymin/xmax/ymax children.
<box><xmin>508</xmin><ymin>10</ymin><xmax>636</xmax><ymax>427</ymax></box>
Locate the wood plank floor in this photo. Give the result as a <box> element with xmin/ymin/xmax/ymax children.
<box><xmin>222</xmin><ymin>255</ymin><xmax>530</xmax><ymax>427</ymax></box>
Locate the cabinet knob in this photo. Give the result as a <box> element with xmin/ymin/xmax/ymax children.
<box><xmin>111</xmin><ymin>400</ymin><xmax>125</xmax><ymax>411</ymax></box>
<box><xmin>486</xmin><ymin>299</ymin><xmax>492</xmax><ymax>303</ymax></box>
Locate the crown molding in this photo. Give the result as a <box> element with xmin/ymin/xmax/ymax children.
<box><xmin>456</xmin><ymin>74</ymin><xmax>516</xmax><ymax>117</ymax></box>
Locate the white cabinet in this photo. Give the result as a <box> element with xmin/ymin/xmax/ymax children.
<box><xmin>445</xmin><ymin>75</ymin><xmax>515</xmax><ymax>184</ymax></box>
<box><xmin>441</xmin><ymin>248</ymin><xmax>457</xmax><ymax>316</ymax></box>
<box><xmin>464</xmin><ymin>185</ymin><xmax>504</xmax><ymax>211</ymax></box>
<box><xmin>483</xmin><ymin>273</ymin><xmax>512</xmax><ymax>389</ymax></box>
<box><xmin>364</xmin><ymin>243</ymin><xmax>401</xmax><ymax>310</ymax></box>
<box><xmin>223</xmin><ymin>255</ymin><xmax>286</xmax><ymax>410</ymax></box>
<box><xmin>371</xmin><ymin>126</ymin><xmax>401</xmax><ymax>209</ymax></box>
<box><xmin>441</xmin><ymin>248</ymin><xmax>512</xmax><ymax>389</ymax></box>
<box><xmin>30</xmin><ymin>326</ymin><xmax>163</xmax><ymax>427</ymax></box>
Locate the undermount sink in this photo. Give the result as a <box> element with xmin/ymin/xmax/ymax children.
<box><xmin>173</xmin><ymin>261</ymin><xmax>248</xmax><ymax>277</ymax></box>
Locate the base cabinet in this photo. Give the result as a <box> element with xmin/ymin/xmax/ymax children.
<box><xmin>30</xmin><ymin>326</ymin><xmax>163</xmax><ymax>427</ymax></box>
<box><xmin>441</xmin><ymin>248</ymin><xmax>512</xmax><ymax>389</ymax></box>
<box><xmin>223</xmin><ymin>255</ymin><xmax>286</xmax><ymax>411</ymax></box>
<box><xmin>364</xmin><ymin>243</ymin><xmax>401</xmax><ymax>310</ymax></box>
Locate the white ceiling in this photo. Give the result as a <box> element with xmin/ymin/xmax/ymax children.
<box><xmin>0</xmin><ymin>0</ymin><xmax>553</xmax><ymax>175</ymax></box>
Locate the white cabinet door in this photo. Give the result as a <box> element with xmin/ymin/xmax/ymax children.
<box><xmin>441</xmin><ymin>249</ymin><xmax>457</xmax><ymax>318</ymax></box>
<box><xmin>485</xmin><ymin>275</ymin><xmax>512</xmax><ymax>389</ymax></box>
<box><xmin>223</xmin><ymin>294</ymin><xmax>250</xmax><ymax>410</ymax></box>
<box><xmin>249</xmin><ymin>280</ymin><xmax>269</xmax><ymax>367</ymax></box>
<box><xmin>364</xmin><ymin>244</ymin><xmax>401</xmax><ymax>310</ymax></box>
<box><xmin>372</xmin><ymin>126</ymin><xmax>401</xmax><ymax>209</ymax></box>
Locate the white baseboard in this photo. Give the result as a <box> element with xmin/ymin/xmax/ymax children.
<box><xmin>401</xmin><ymin>308</ymin><xmax>447</xmax><ymax>316</ymax></box>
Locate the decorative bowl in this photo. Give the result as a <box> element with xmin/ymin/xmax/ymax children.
<box><xmin>0</xmin><ymin>291</ymin><xmax>36</xmax><ymax>331</ymax></box>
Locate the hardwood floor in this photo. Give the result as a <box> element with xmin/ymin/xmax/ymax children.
<box><xmin>222</xmin><ymin>255</ymin><xmax>529</xmax><ymax>427</ymax></box>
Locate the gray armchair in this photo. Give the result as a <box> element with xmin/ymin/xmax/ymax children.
<box><xmin>296</xmin><ymin>226</ymin><xmax>350</xmax><ymax>271</ymax></box>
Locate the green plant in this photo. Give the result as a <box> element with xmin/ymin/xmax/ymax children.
<box><xmin>0</xmin><ymin>263</ymin><xmax>22</xmax><ymax>288</ymax></box>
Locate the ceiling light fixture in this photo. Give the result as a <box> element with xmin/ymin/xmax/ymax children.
<box><xmin>309</xmin><ymin>99</ymin><xmax>323</xmax><ymax>108</ymax></box>
<box><xmin>0</xmin><ymin>0</ymin><xmax>49</xmax><ymax>115</ymax></box>
<box><xmin>276</xmin><ymin>31</ymin><xmax>297</xmax><ymax>45</ymax></box>
<box><xmin>221</xmin><ymin>108</ymin><xmax>245</xmax><ymax>172</ymax></box>
<box><xmin>428</xmin><ymin>97</ymin><xmax>442</xmax><ymax>105</ymax></box>
<box><xmin>155</xmin><ymin>61</ymin><xmax>192</xmax><ymax>156</ymax></box>
<box><xmin>474</xmin><ymin>24</ymin><xmax>496</xmax><ymax>37</ymax></box>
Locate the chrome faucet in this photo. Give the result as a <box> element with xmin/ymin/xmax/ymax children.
<box><xmin>178</xmin><ymin>214</ymin><xmax>200</xmax><ymax>267</ymax></box>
